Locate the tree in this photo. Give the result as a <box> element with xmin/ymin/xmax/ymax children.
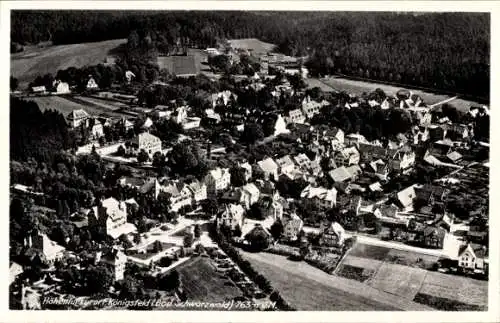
<box><xmin>84</xmin><ymin>264</ymin><xmax>113</xmax><ymax>295</ymax></box>
<box><xmin>233</xmin><ymin>224</ymin><xmax>242</xmax><ymax>237</ymax></box>
<box><xmin>137</xmin><ymin>149</ymin><xmax>149</xmax><ymax>164</ymax></box>
<box><xmin>183</xmin><ymin>231</ymin><xmax>194</xmax><ymax>248</ymax></box>
<box><xmin>117</xmin><ymin>145</ymin><xmax>125</xmax><ymax>156</ymax></box>
<box><xmin>270</xmin><ymin>219</ymin><xmax>284</xmax><ymax>241</ymax></box>
<box><xmin>230</xmin><ymin>167</ymin><xmax>247</xmax><ymax>187</ymax></box>
<box><xmin>10</xmin><ymin>76</ymin><xmax>19</xmax><ymax>92</ymax></box>
<box><xmin>241</xmin><ymin>123</ymin><xmax>264</xmax><ymax>144</ymax></box>
<box><xmin>244</xmin><ymin>226</ymin><xmax>270</xmax><ymax>251</ymax></box>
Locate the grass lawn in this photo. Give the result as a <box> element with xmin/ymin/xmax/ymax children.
<box><xmin>240</xmin><ymin>251</ymin><xmax>402</xmax><ymax>310</ymax></box>
<box><xmin>176</xmin><ymin>256</ymin><xmax>244</xmax><ymax>302</ymax></box>
<box><xmin>227</xmin><ymin>38</ymin><xmax>276</xmax><ymax>54</ymax></box>
<box><xmin>419</xmin><ymin>271</ymin><xmax>488</xmax><ymax>307</ymax></box>
<box><xmin>30</xmin><ymin>96</ymin><xmax>131</xmax><ymax>119</ymax></box>
<box><xmin>321</xmin><ymin>77</ymin><xmax>482</xmax><ymax>112</ymax></box>
<box><xmin>413</xmin><ymin>293</ymin><xmax>486</xmax><ymax>311</ymax></box>
<box><xmin>348</xmin><ymin>243</ymin><xmax>391</xmax><ymax>261</ymax></box>
<box><xmin>11</xmin><ymin>39</ymin><xmax>126</xmax><ymax>89</ymax></box>
<box><xmin>368</xmin><ymin>262</ymin><xmax>427</xmax><ymax>300</ymax></box>
<box><xmin>384</xmin><ymin>249</ymin><xmax>439</xmax><ymax>270</ymax></box>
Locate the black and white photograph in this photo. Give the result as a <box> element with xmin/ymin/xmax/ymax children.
<box><xmin>4</xmin><ymin>1</ymin><xmax>497</xmax><ymax>320</ymax></box>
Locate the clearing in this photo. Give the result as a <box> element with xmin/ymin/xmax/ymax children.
<box><xmin>336</xmin><ymin>241</ymin><xmax>488</xmax><ymax>310</ymax></box>
<box><xmin>319</xmin><ymin>76</ymin><xmax>483</xmax><ymax>113</ymax></box>
<box><xmin>176</xmin><ymin>256</ymin><xmax>244</xmax><ymax>302</ymax></box>
<box><xmin>11</xmin><ymin>39</ymin><xmax>126</xmax><ymax>89</ymax></box>
<box><xmin>227</xmin><ymin>38</ymin><xmax>276</xmax><ymax>54</ymax></box>
<box><xmin>157</xmin><ymin>49</ymin><xmax>210</xmax><ymax>77</ymax></box>
<box><xmin>240</xmin><ymin>250</ymin><xmax>431</xmax><ymax>311</ymax></box>
<box><xmin>28</xmin><ymin>95</ymin><xmax>133</xmax><ymax>119</ymax></box>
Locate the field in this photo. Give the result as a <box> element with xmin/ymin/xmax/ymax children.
<box><xmin>227</xmin><ymin>38</ymin><xmax>276</xmax><ymax>54</ymax></box>
<box><xmin>176</xmin><ymin>256</ymin><xmax>244</xmax><ymax>302</ymax></box>
<box><xmin>240</xmin><ymin>251</ymin><xmax>431</xmax><ymax>310</ymax></box>
<box><xmin>157</xmin><ymin>49</ymin><xmax>210</xmax><ymax>76</ymax></box>
<box><xmin>28</xmin><ymin>95</ymin><xmax>132</xmax><ymax>119</ymax></box>
<box><xmin>336</xmin><ymin>242</ymin><xmax>488</xmax><ymax>310</ymax></box>
<box><xmin>11</xmin><ymin>39</ymin><xmax>126</xmax><ymax>89</ymax></box>
<box><xmin>318</xmin><ymin>76</ymin><xmax>483</xmax><ymax>112</ymax></box>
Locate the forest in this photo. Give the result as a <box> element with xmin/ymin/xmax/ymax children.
<box><xmin>11</xmin><ymin>11</ymin><xmax>490</xmax><ymax>100</ymax></box>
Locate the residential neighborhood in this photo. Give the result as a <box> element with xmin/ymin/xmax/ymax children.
<box><xmin>9</xmin><ymin>10</ymin><xmax>491</xmax><ymax>313</ymax></box>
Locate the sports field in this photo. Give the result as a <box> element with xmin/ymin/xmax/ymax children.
<box><xmin>11</xmin><ymin>39</ymin><xmax>126</xmax><ymax>89</ymax></box>
<box><xmin>227</xmin><ymin>38</ymin><xmax>276</xmax><ymax>54</ymax></box>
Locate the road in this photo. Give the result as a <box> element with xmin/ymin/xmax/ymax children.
<box><xmin>355</xmin><ymin>234</ymin><xmax>445</xmax><ymax>257</ymax></box>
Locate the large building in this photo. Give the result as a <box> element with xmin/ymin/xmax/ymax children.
<box><xmin>66</xmin><ymin>109</ymin><xmax>90</xmax><ymax>128</ymax></box>
<box><xmin>205</xmin><ymin>167</ymin><xmax>231</xmax><ymax>198</ymax></box>
<box><xmin>88</xmin><ymin>197</ymin><xmax>137</xmax><ymax>240</ymax></box>
<box><xmin>98</xmin><ymin>249</ymin><xmax>127</xmax><ymax>281</ymax></box>
<box><xmin>126</xmin><ymin>132</ymin><xmax>162</xmax><ymax>157</ymax></box>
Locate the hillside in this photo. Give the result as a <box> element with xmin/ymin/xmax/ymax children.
<box><xmin>11</xmin><ymin>39</ymin><xmax>126</xmax><ymax>89</ymax></box>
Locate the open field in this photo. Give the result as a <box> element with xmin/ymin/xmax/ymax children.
<box><xmin>240</xmin><ymin>251</ymin><xmax>432</xmax><ymax>310</ymax></box>
<box><xmin>337</xmin><ymin>241</ymin><xmax>488</xmax><ymax>310</ymax></box>
<box><xmin>305</xmin><ymin>78</ymin><xmax>337</xmax><ymax>92</ymax></box>
<box><xmin>227</xmin><ymin>38</ymin><xmax>276</xmax><ymax>54</ymax></box>
<box><xmin>369</xmin><ymin>262</ymin><xmax>427</xmax><ymax>300</ymax></box>
<box><xmin>11</xmin><ymin>39</ymin><xmax>126</xmax><ymax>89</ymax></box>
<box><xmin>28</xmin><ymin>95</ymin><xmax>133</xmax><ymax>119</ymax></box>
<box><xmin>157</xmin><ymin>49</ymin><xmax>210</xmax><ymax>76</ymax></box>
<box><xmin>419</xmin><ymin>271</ymin><xmax>488</xmax><ymax>307</ymax></box>
<box><xmin>176</xmin><ymin>256</ymin><xmax>243</xmax><ymax>302</ymax></box>
<box><xmin>319</xmin><ymin>76</ymin><xmax>483</xmax><ymax>112</ymax></box>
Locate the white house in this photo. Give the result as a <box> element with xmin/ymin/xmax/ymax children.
<box><xmin>238</xmin><ymin>183</ymin><xmax>261</xmax><ymax>209</ymax></box>
<box><xmin>66</xmin><ymin>109</ymin><xmax>90</xmax><ymax>128</ymax></box>
<box><xmin>89</xmin><ymin>197</ymin><xmax>137</xmax><ymax>240</ymax></box>
<box><xmin>300</xmin><ymin>185</ymin><xmax>337</xmax><ymax>208</ymax></box>
<box><xmin>24</xmin><ymin>232</ymin><xmax>65</xmax><ymax>264</ymax></box>
<box><xmin>218</xmin><ymin>204</ymin><xmax>245</xmax><ymax>230</ymax></box>
<box><xmin>126</xmin><ymin>132</ymin><xmax>162</xmax><ymax>157</ymax></box>
<box><xmin>275</xmin><ymin>155</ymin><xmax>296</xmax><ymax>175</ymax></box>
<box><xmin>285</xmin><ymin>109</ymin><xmax>306</xmax><ymax>124</ymax></box>
<box><xmin>282</xmin><ymin>213</ymin><xmax>303</xmax><ymax>242</ymax></box>
<box><xmin>205</xmin><ymin>167</ymin><xmax>231</xmax><ymax>198</ymax></box>
<box><xmin>255</xmin><ymin>158</ymin><xmax>279</xmax><ymax>180</ymax></box>
<box><xmin>86</xmin><ymin>76</ymin><xmax>99</xmax><ymax>90</ymax></box>
<box><xmin>458</xmin><ymin>243</ymin><xmax>488</xmax><ymax>274</ymax></box>
<box><xmin>99</xmin><ymin>249</ymin><xmax>127</xmax><ymax>281</ymax></box>
<box><xmin>54</xmin><ymin>81</ymin><xmax>71</xmax><ymax>94</ymax></box>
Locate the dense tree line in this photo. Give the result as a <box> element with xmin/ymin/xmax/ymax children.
<box><xmin>12</xmin><ymin>11</ymin><xmax>489</xmax><ymax>99</ymax></box>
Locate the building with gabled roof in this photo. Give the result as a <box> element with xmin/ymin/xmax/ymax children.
<box><xmin>458</xmin><ymin>243</ymin><xmax>488</xmax><ymax>274</ymax></box>
<box><xmin>334</xmin><ymin>146</ymin><xmax>360</xmax><ymax>167</ymax></box>
<box><xmin>328</xmin><ymin>166</ymin><xmax>353</xmax><ymax>183</ymax></box>
<box><xmin>255</xmin><ymin>158</ymin><xmax>279</xmax><ymax>180</ymax></box>
<box><xmin>300</xmin><ymin>184</ymin><xmax>337</xmax><ymax>208</ymax></box>
<box><xmin>89</xmin><ymin>197</ymin><xmax>137</xmax><ymax>240</ymax></box>
<box><xmin>205</xmin><ymin>167</ymin><xmax>231</xmax><ymax>198</ymax></box>
<box><xmin>66</xmin><ymin>109</ymin><xmax>90</xmax><ymax>128</ymax></box>
<box><xmin>126</xmin><ymin>132</ymin><xmax>162</xmax><ymax>157</ymax></box>
<box><xmin>276</xmin><ymin>155</ymin><xmax>296</xmax><ymax>175</ymax></box>
<box><xmin>99</xmin><ymin>249</ymin><xmax>127</xmax><ymax>281</ymax></box>
<box><xmin>24</xmin><ymin>231</ymin><xmax>65</xmax><ymax>265</ymax></box>
<box><xmin>319</xmin><ymin>221</ymin><xmax>345</xmax><ymax>247</ymax></box>
<box><xmin>282</xmin><ymin>213</ymin><xmax>303</xmax><ymax>242</ymax></box>
<box><xmin>218</xmin><ymin>203</ymin><xmax>245</xmax><ymax>230</ymax></box>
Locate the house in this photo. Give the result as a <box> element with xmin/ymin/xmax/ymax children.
<box><xmin>99</xmin><ymin>249</ymin><xmax>127</xmax><ymax>281</ymax></box>
<box><xmin>66</xmin><ymin>109</ymin><xmax>90</xmax><ymax>128</ymax></box>
<box><xmin>257</xmin><ymin>194</ymin><xmax>284</xmax><ymax>221</ymax></box>
<box><xmin>126</xmin><ymin>132</ymin><xmax>162</xmax><ymax>157</ymax></box>
<box><xmin>118</xmin><ymin>176</ymin><xmax>150</xmax><ymax>190</ymax></box>
<box><xmin>187</xmin><ymin>180</ymin><xmax>207</xmax><ymax>204</ymax></box>
<box><xmin>24</xmin><ymin>231</ymin><xmax>65</xmax><ymax>264</ymax></box>
<box><xmin>446</xmin><ymin>150</ymin><xmax>463</xmax><ymax>163</ymax></box>
<box><xmin>285</xmin><ymin>109</ymin><xmax>306</xmax><ymax>124</ymax></box>
<box><xmin>205</xmin><ymin>167</ymin><xmax>231</xmax><ymax>198</ymax></box>
<box><xmin>160</xmin><ymin>181</ymin><xmax>194</xmax><ymax>212</ymax></box>
<box><xmin>119</xmin><ymin>117</ymin><xmax>135</xmax><ymax>133</ymax></box>
<box><xmin>293</xmin><ymin>153</ymin><xmax>312</xmax><ymax>171</ymax></box>
<box><xmin>89</xmin><ymin>118</ymin><xmax>104</xmax><ymax>139</ymax></box>
<box><xmin>86</xmin><ymin>76</ymin><xmax>99</xmax><ymax>90</ymax></box>
<box><xmin>244</xmin><ymin>224</ymin><xmax>273</xmax><ymax>246</ymax></box>
<box><xmin>275</xmin><ymin>155</ymin><xmax>296</xmax><ymax>175</ymax></box>
<box><xmin>300</xmin><ymin>185</ymin><xmax>337</xmax><ymax>208</ymax></box>
<box><xmin>218</xmin><ymin>204</ymin><xmax>245</xmax><ymax>230</ymax></box>
<box><xmin>255</xmin><ymin>158</ymin><xmax>279</xmax><ymax>180</ymax></box>
<box><xmin>390</xmin><ymin>147</ymin><xmax>416</xmax><ymax>172</ymax></box>
<box><xmin>31</xmin><ymin>85</ymin><xmax>47</xmax><ymax>94</ymax></box>
<box><xmin>239</xmin><ymin>183</ymin><xmax>261</xmax><ymax>209</ymax></box>
<box><xmin>54</xmin><ymin>81</ymin><xmax>70</xmax><ymax>94</ymax></box>
<box><xmin>447</xmin><ymin>124</ymin><xmax>470</xmax><ymax>140</ymax></box>
<box><xmin>414</xmin><ymin>184</ymin><xmax>447</xmax><ymax>205</ymax></box>
<box><xmin>358</xmin><ymin>143</ymin><xmax>395</xmax><ymax>163</ymax></box>
<box><xmin>237</xmin><ymin>161</ymin><xmax>253</xmax><ymax>182</ymax></box>
<box><xmin>209</xmin><ymin>90</ymin><xmax>237</xmax><ymax>108</ymax></box>
<box><xmin>301</xmin><ymin>96</ymin><xmax>329</xmax><ymax>119</ymax></box>
<box><xmin>367</xmin><ymin>159</ymin><xmax>390</xmax><ymax>181</ymax></box>
<box><xmin>10</xmin><ymin>262</ymin><xmax>23</xmax><ymax>285</ymax></box>
<box><xmin>282</xmin><ymin>213</ymin><xmax>303</xmax><ymax>242</ymax></box>
<box><xmin>319</xmin><ymin>221</ymin><xmax>345</xmax><ymax>247</ymax></box>
<box><xmin>334</xmin><ymin>147</ymin><xmax>360</xmax><ymax>167</ymax></box>
<box><xmin>458</xmin><ymin>243</ymin><xmax>488</xmax><ymax>274</ymax></box>
<box><xmin>395</xmin><ymin>184</ymin><xmax>418</xmax><ymax>211</ymax></box>
<box><xmin>344</xmin><ymin>133</ymin><xmax>368</xmax><ymax>147</ymax></box>
<box><xmin>328</xmin><ymin>166</ymin><xmax>353</xmax><ymax>183</ymax></box>
<box><xmin>88</xmin><ymin>197</ymin><xmax>137</xmax><ymax>240</ymax></box>
<box><xmin>323</xmin><ymin>127</ymin><xmax>345</xmax><ymax>145</ymax></box>
<box><xmin>423</xmin><ymin>226</ymin><xmax>446</xmax><ymax>249</ymax></box>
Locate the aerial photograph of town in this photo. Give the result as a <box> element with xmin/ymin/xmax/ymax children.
<box><xmin>9</xmin><ymin>9</ymin><xmax>490</xmax><ymax>312</ymax></box>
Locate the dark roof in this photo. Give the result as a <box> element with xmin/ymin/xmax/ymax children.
<box><xmin>414</xmin><ymin>184</ymin><xmax>446</xmax><ymax>202</ymax></box>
